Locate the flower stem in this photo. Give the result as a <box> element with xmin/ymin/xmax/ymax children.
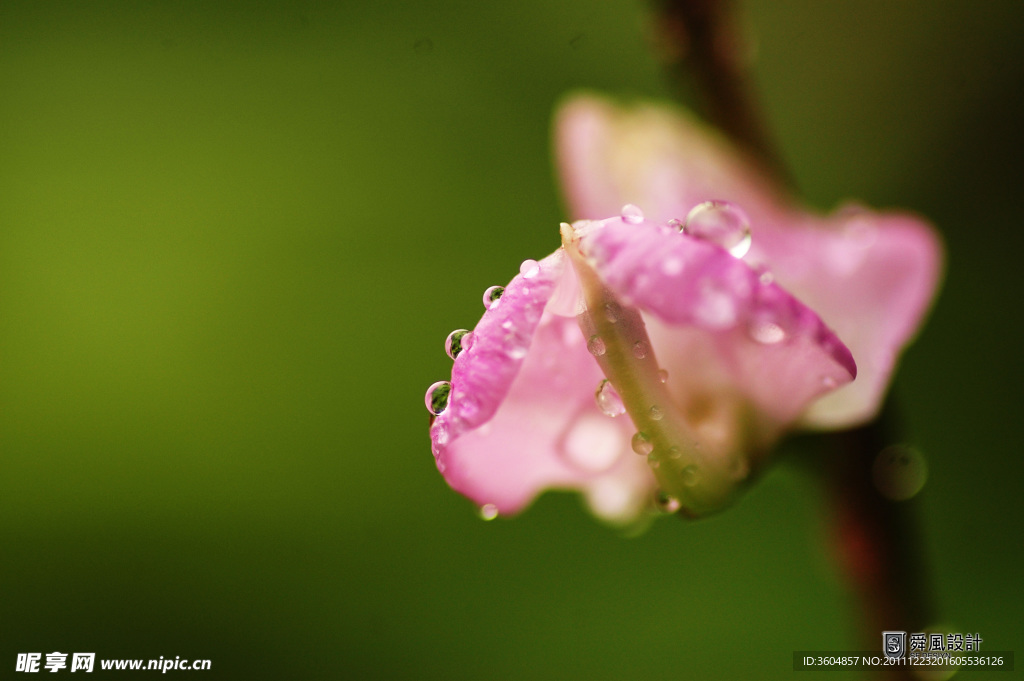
<box><xmin>652</xmin><ymin>0</ymin><xmax>790</xmax><ymax>184</ymax></box>
<box><xmin>561</xmin><ymin>224</ymin><xmax>741</xmax><ymax>515</ymax></box>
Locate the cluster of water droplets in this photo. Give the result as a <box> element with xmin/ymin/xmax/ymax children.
<box><xmin>425</xmin><ymin>271</ymin><xmax>511</xmax><ymax>418</ymax></box>
<box><xmin>425</xmin><ymin>326</ymin><xmax>477</xmax><ymax>416</ymax></box>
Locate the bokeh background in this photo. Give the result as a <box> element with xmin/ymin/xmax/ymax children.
<box><xmin>1</xmin><ymin>1</ymin><xmax>1021</xmax><ymax>678</ymax></box>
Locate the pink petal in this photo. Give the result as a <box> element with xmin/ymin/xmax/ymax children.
<box><xmin>556</xmin><ymin>94</ymin><xmax>941</xmax><ymax>428</ymax></box>
<box><xmin>759</xmin><ymin>210</ymin><xmax>943</xmax><ymax>428</ymax></box>
<box><xmin>574</xmin><ymin>216</ymin><xmax>856</xmax><ymax>448</ymax></box>
<box><xmin>555</xmin><ymin>94</ymin><xmax>786</xmax><ymax>227</ymax></box>
<box><xmin>431</xmin><ymin>250</ymin><xmax>654</xmax><ymax>519</ymax></box>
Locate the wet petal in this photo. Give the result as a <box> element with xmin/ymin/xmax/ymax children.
<box><xmin>764</xmin><ymin>210</ymin><xmax>943</xmax><ymax>428</ymax></box>
<box><xmin>573</xmin><ymin>216</ymin><xmax>856</xmax><ymax>449</ymax></box>
<box><xmin>431</xmin><ymin>250</ymin><xmax>655</xmax><ymax>519</ymax></box>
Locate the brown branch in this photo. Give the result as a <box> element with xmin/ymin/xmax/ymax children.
<box><xmin>652</xmin><ymin>0</ymin><xmax>790</xmax><ymax>184</ymax></box>
<box><xmin>824</xmin><ymin>404</ymin><xmax>935</xmax><ymax>680</ymax></box>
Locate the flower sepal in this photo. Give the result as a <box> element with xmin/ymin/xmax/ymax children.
<box><xmin>562</xmin><ymin>221</ymin><xmax>749</xmax><ymax>517</ymax></box>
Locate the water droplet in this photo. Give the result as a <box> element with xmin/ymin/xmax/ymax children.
<box><xmin>655</xmin><ymin>490</ymin><xmax>681</xmax><ymax>513</ymax></box>
<box><xmin>483</xmin><ymin>285</ymin><xmax>504</xmax><ymax>310</ymax></box>
<box><xmin>668</xmin><ymin>218</ymin><xmax>684</xmax><ymax>231</ymax></box>
<box><xmin>758</xmin><ymin>268</ymin><xmax>775</xmax><ymax>285</ymax></box>
<box><xmin>562</xmin><ymin>412</ymin><xmax>622</xmax><ymax>472</ymax></box>
<box><xmin>822</xmin><ymin>376</ymin><xmax>838</xmax><ymax>389</ymax></box>
<box><xmin>647</xmin><ymin>452</ymin><xmax>660</xmax><ymax>469</ymax></box>
<box><xmin>595</xmin><ymin>379</ymin><xmax>626</xmax><ymax>417</ymax></box>
<box><xmin>872</xmin><ymin>445</ymin><xmax>928</xmax><ymax>501</ymax></box>
<box><xmin>620</xmin><ymin>203</ymin><xmax>644</xmax><ymax>224</ymax></box>
<box><xmin>479</xmin><ymin>503</ymin><xmax>499</xmax><ymax>521</ymax></box>
<box><xmin>658</xmin><ymin>369</ymin><xmax>669</xmax><ymax>384</ymax></box>
<box><xmin>649</xmin><ymin>405</ymin><xmax>663</xmax><ymax>421</ymax></box>
<box><xmin>631</xmin><ymin>431</ymin><xmax>653</xmax><ymax>456</ymax></box>
<box><xmin>587</xmin><ymin>335</ymin><xmax>606</xmax><ymax>356</ymax></box>
<box><xmin>425</xmin><ymin>381</ymin><xmax>451</xmax><ymax>415</ymax></box>
<box><xmin>604</xmin><ymin>302</ymin><xmax>620</xmax><ymax>323</ymax></box>
<box><xmin>632</xmin><ymin>340</ymin><xmax>649</xmax><ymax>359</ymax></box>
<box><xmin>748</xmin><ymin>307</ymin><xmax>789</xmax><ymax>344</ymax></box>
<box><xmin>445</xmin><ymin>329</ymin><xmax>472</xmax><ymax>359</ymax></box>
<box><xmin>667</xmin><ymin>446</ymin><xmax>681</xmax><ymax>459</ymax></box>
<box><xmin>683</xmin><ymin>200</ymin><xmax>752</xmax><ymax>258</ymax></box>
<box><xmin>681</xmin><ymin>465</ymin><xmax>698</xmax><ymax>486</ymax></box>
<box><xmin>520</xmin><ymin>258</ymin><xmax>540</xmax><ymax>279</ymax></box>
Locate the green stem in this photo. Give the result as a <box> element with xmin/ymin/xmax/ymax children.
<box><xmin>561</xmin><ymin>224</ymin><xmax>742</xmax><ymax>515</ymax></box>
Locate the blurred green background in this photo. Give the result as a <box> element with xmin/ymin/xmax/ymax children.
<box><xmin>1</xmin><ymin>1</ymin><xmax>1021</xmax><ymax>678</ymax></box>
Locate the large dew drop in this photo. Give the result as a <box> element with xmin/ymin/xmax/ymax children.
<box><xmin>482</xmin><ymin>285</ymin><xmax>504</xmax><ymax>310</ymax></box>
<box><xmin>425</xmin><ymin>381</ymin><xmax>451</xmax><ymax>415</ymax></box>
<box><xmin>445</xmin><ymin>329</ymin><xmax>473</xmax><ymax>359</ymax></box>
<box><xmin>587</xmin><ymin>335</ymin><xmax>607</xmax><ymax>357</ymax></box>
<box><xmin>594</xmin><ymin>379</ymin><xmax>626</xmax><ymax>417</ymax></box>
<box><xmin>478</xmin><ymin>503</ymin><xmax>499</xmax><ymax>521</ymax></box>
<box><xmin>631</xmin><ymin>431</ymin><xmax>653</xmax><ymax>456</ymax></box>
<box><xmin>683</xmin><ymin>200</ymin><xmax>752</xmax><ymax>258</ymax></box>
<box><xmin>520</xmin><ymin>259</ymin><xmax>540</xmax><ymax>279</ymax></box>
<box><xmin>620</xmin><ymin>203</ymin><xmax>644</xmax><ymax>224</ymax></box>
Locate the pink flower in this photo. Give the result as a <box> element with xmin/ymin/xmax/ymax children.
<box><xmin>425</xmin><ymin>95</ymin><xmax>942</xmax><ymax>523</ymax></box>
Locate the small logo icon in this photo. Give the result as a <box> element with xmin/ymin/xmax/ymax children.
<box><xmin>883</xmin><ymin>631</ymin><xmax>907</xmax><ymax>659</ymax></box>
